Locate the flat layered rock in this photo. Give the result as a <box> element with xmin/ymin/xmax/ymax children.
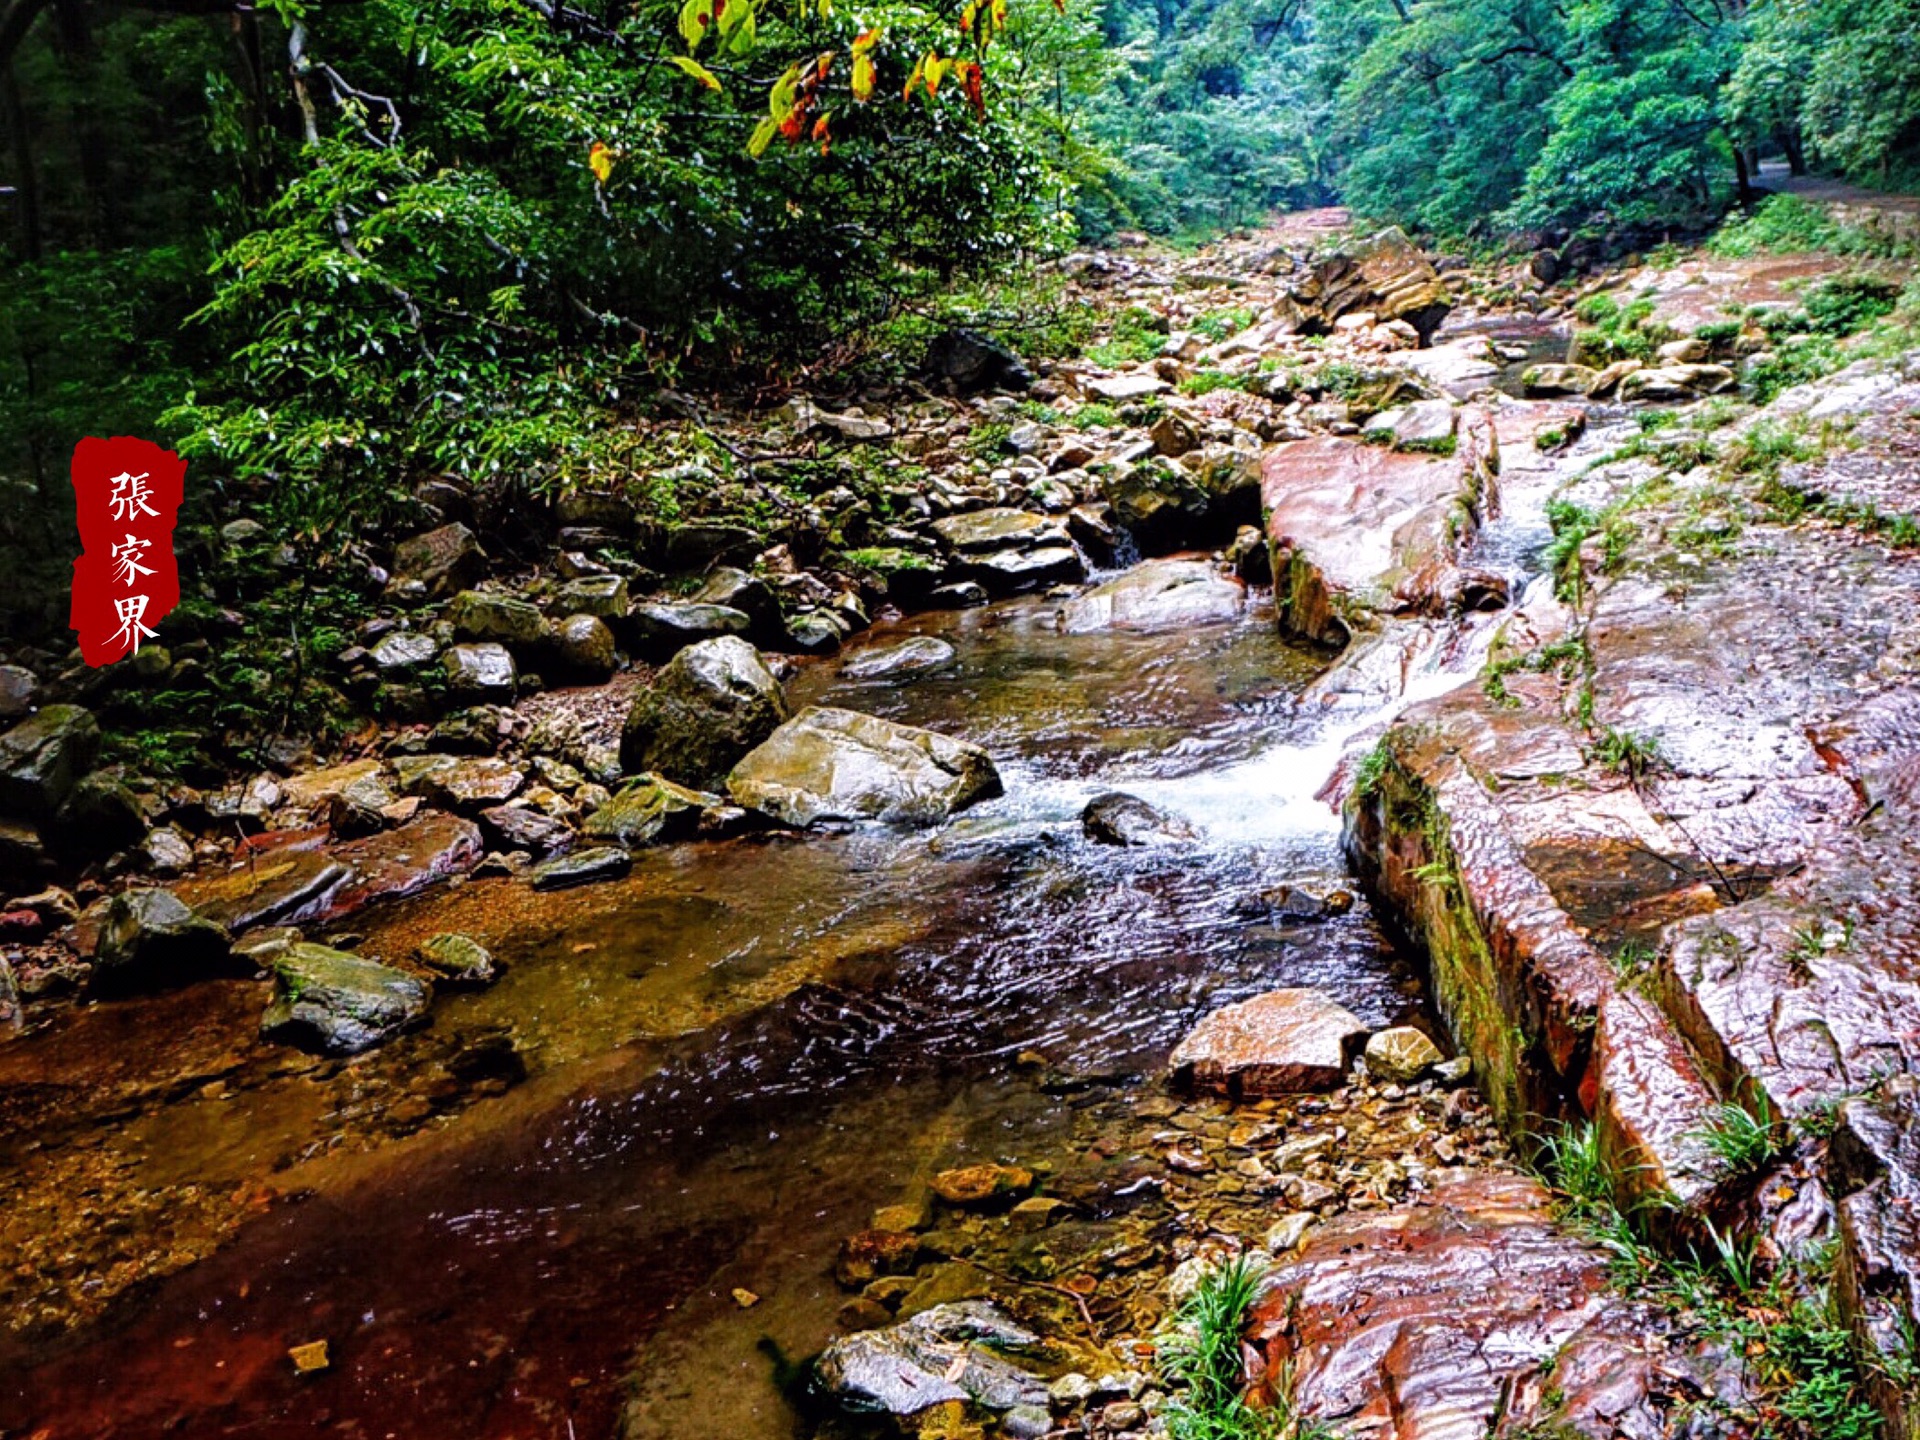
<box><xmin>1262</xmin><ymin>409</ymin><xmax>1498</xmax><ymax>647</ymax></box>
<box><xmin>1249</xmin><ymin>1173</ymin><xmax>1698</xmax><ymax>1439</ymax></box>
<box><xmin>1343</xmin><ymin>361</ymin><xmax>1920</xmax><ymax>1409</ymax></box>
<box><xmin>1168</xmin><ymin>988</ymin><xmax>1366</xmax><ymax>1096</ymax></box>
<box><xmin>177</xmin><ymin>812</ymin><xmax>482</xmax><ymax>932</ymax></box>
<box><xmin>729</xmin><ymin>706</ymin><xmax>1001</xmax><ymax>828</ymax></box>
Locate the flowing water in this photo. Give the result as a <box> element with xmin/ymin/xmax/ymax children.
<box><xmin>0</xmin><ymin>408</ymin><xmax>1625</xmax><ymax>1436</ymax></box>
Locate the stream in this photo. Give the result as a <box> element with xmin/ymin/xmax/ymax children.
<box><xmin>0</xmin><ymin>401</ymin><xmax>1614</xmax><ymax>1439</ymax></box>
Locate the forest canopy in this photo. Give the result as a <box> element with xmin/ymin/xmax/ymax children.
<box><xmin>2</xmin><ymin>0</ymin><xmax>1918</xmax><ymax>620</ymax></box>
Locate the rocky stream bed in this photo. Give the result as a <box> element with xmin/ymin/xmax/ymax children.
<box><xmin>2</xmin><ymin>218</ymin><xmax>1918</xmax><ymax>1439</ymax></box>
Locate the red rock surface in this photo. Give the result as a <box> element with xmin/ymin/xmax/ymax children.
<box><xmin>1168</xmin><ymin>988</ymin><xmax>1366</xmax><ymax>1096</ymax></box>
<box><xmin>1261</xmin><ymin>409</ymin><xmax>1497</xmax><ymax>647</ymax></box>
<box><xmin>176</xmin><ymin>811</ymin><xmax>482</xmax><ymax>932</ymax></box>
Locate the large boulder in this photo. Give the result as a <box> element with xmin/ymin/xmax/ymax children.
<box><xmin>1059</xmin><ymin>560</ymin><xmax>1245</xmax><ymax>634</ymax></box>
<box><xmin>0</xmin><ymin>704</ymin><xmax>100</xmax><ymax>821</ymax></box>
<box><xmin>1293</xmin><ymin>227</ymin><xmax>1452</xmax><ymax>344</ymax></box>
<box><xmin>729</xmin><ymin>706</ymin><xmax>1001</xmax><ymax>827</ymax></box>
<box><xmin>814</xmin><ymin>1302</ymin><xmax>1047</xmax><ymax>1416</ymax></box>
<box><xmin>386</xmin><ymin>522</ymin><xmax>484</xmax><ymax>601</ymax></box>
<box><xmin>446</xmin><ymin>589</ymin><xmax>547</xmax><ymax>647</ymax></box>
<box><xmin>260</xmin><ymin>943</ymin><xmax>433</xmax><ymax>1055</ymax></box>
<box><xmin>92</xmin><ymin>888</ymin><xmax>233</xmax><ymax>992</ymax></box>
<box><xmin>1169</xmin><ymin>988</ymin><xmax>1367</xmax><ymax>1096</ymax></box>
<box><xmin>621</xmin><ymin>636</ymin><xmax>789</xmax><ymax>789</ymax></box>
<box><xmin>922</xmin><ymin>329</ymin><xmax>1033</xmax><ymax>396</ymax></box>
<box><xmin>624</xmin><ymin>601</ymin><xmax>752</xmax><ymax>662</ymax></box>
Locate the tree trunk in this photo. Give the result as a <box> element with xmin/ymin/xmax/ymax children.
<box><xmin>1732</xmin><ymin>144</ymin><xmax>1754</xmax><ymax>206</ymax></box>
<box><xmin>1</xmin><ymin>59</ymin><xmax>38</xmax><ymax>262</ymax></box>
<box><xmin>1780</xmin><ymin>128</ymin><xmax>1808</xmax><ymax>176</ymax></box>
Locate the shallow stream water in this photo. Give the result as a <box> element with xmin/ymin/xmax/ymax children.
<box><xmin>0</xmin><ymin>403</ymin><xmax>1626</xmax><ymax>1437</ymax></box>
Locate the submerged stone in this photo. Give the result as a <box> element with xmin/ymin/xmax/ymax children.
<box><xmin>841</xmin><ymin>636</ymin><xmax>958</xmax><ymax>682</ymax></box>
<box><xmin>1081</xmin><ymin>792</ymin><xmax>1197</xmax><ymax>846</ymax></box>
<box><xmin>528</xmin><ymin>845</ymin><xmax>632</xmax><ymax>890</ymax></box>
<box><xmin>416</xmin><ymin>932</ymin><xmax>497</xmax><ymax>986</ymax></box>
<box><xmin>260</xmin><ymin>943</ymin><xmax>432</xmax><ymax>1055</ymax></box>
<box><xmin>813</xmin><ymin>1301</ymin><xmax>1046</xmax><ymax>1416</ymax></box>
<box><xmin>1059</xmin><ymin>559</ymin><xmax>1245</xmax><ymax>634</ymax></box>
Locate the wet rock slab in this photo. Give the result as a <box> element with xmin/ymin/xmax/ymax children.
<box><xmin>1058</xmin><ymin>559</ymin><xmax>1245</xmax><ymax>634</ymax></box>
<box><xmin>1249</xmin><ymin>1172</ymin><xmax>1679</xmax><ymax>1439</ymax></box>
<box><xmin>1261</xmin><ymin>410</ymin><xmax>1497</xmax><ymax>647</ymax></box>
<box><xmin>175</xmin><ymin>812</ymin><xmax>483</xmax><ymax>933</ymax></box>
<box><xmin>728</xmin><ymin>706</ymin><xmax>1002</xmax><ymax>827</ymax></box>
<box><xmin>1168</xmin><ymin>988</ymin><xmax>1366</xmax><ymax>1097</ymax></box>
<box><xmin>1343</xmin><ymin>359</ymin><xmax>1920</xmax><ymax>1402</ymax></box>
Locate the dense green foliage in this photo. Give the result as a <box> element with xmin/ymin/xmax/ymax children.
<box><xmin>4</xmin><ymin>0</ymin><xmax>1920</xmax><ymax>644</ymax></box>
<box><xmin>1086</xmin><ymin>0</ymin><xmax>1920</xmax><ymax>237</ymax></box>
<box><xmin>0</xmin><ymin>0</ymin><xmax>1105</xmax><ymax>633</ymax></box>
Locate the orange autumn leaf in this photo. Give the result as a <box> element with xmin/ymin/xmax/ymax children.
<box><xmin>588</xmin><ymin>141</ymin><xmax>615</xmax><ymax>183</ymax></box>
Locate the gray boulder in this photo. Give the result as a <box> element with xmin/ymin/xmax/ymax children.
<box><xmin>441</xmin><ymin>643</ymin><xmax>516</xmax><ymax>700</ymax></box>
<box><xmin>625</xmin><ymin>601</ymin><xmax>752</xmax><ymax>662</ymax></box>
<box><xmin>622</xmin><ymin>637</ymin><xmax>789</xmax><ymax>789</ymax></box>
<box><xmin>814</xmin><ymin>1302</ymin><xmax>1047</xmax><ymax>1416</ymax></box>
<box><xmin>92</xmin><ymin>888</ymin><xmax>233</xmax><ymax>992</ymax></box>
<box><xmin>729</xmin><ymin>706</ymin><xmax>1001</xmax><ymax>827</ymax></box>
<box><xmin>0</xmin><ymin>704</ymin><xmax>100</xmax><ymax>820</ymax></box>
<box><xmin>260</xmin><ymin>943</ymin><xmax>433</xmax><ymax>1055</ymax></box>
<box><xmin>550</xmin><ymin>573</ymin><xmax>628</xmax><ymax>619</ymax></box>
<box><xmin>386</xmin><ymin>522</ymin><xmax>484</xmax><ymax>600</ymax></box>
<box><xmin>446</xmin><ymin>589</ymin><xmax>548</xmax><ymax>647</ymax></box>
<box><xmin>369</xmin><ymin>631</ymin><xmax>439</xmax><ymax>671</ymax></box>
